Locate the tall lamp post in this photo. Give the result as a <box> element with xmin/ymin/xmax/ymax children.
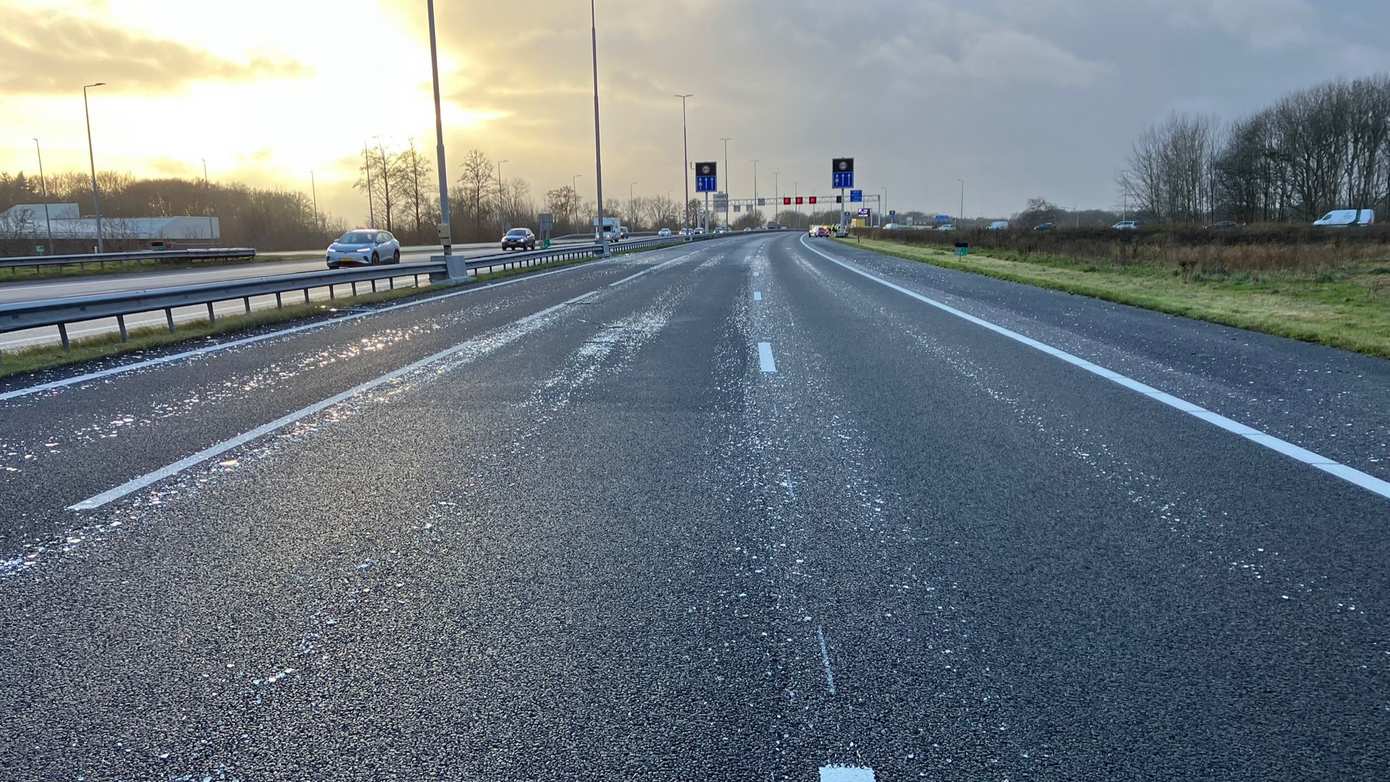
<box><xmin>720</xmin><ymin>137</ymin><xmax>733</xmax><ymax>227</ymax></box>
<box><xmin>82</xmin><ymin>81</ymin><xmax>107</xmax><ymax>253</ymax></box>
<box><xmin>427</xmin><ymin>0</ymin><xmax>453</xmax><ymax>256</ymax></box>
<box><xmin>496</xmin><ymin>158</ymin><xmax>508</xmax><ymax>227</ymax></box>
<box><xmin>202</xmin><ymin>157</ymin><xmax>215</xmax><ymax>242</ymax></box>
<box><xmin>751</xmin><ymin>159</ymin><xmax>759</xmax><ymax>213</ymax></box>
<box><xmin>589</xmin><ymin>0</ymin><xmax>607</xmax><ymax>252</ymax></box>
<box><xmin>773</xmin><ymin>170</ymin><xmax>780</xmax><ymax>223</ymax></box>
<box><xmin>675</xmin><ymin>93</ymin><xmax>692</xmax><ymax>229</ymax></box>
<box><xmin>33</xmin><ymin>138</ymin><xmax>52</xmax><ymax>254</ymax></box>
<box><xmin>957</xmin><ymin>178</ymin><xmax>965</xmax><ymax>228</ymax></box>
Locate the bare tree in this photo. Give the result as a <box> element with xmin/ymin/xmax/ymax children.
<box><xmin>455</xmin><ymin>149</ymin><xmax>495</xmax><ymax>240</ymax></box>
<box><xmin>545</xmin><ymin>185</ymin><xmax>581</xmax><ymax>233</ymax></box>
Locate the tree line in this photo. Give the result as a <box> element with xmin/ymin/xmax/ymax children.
<box><xmin>1121</xmin><ymin>75</ymin><xmax>1390</xmax><ymax>224</ymax></box>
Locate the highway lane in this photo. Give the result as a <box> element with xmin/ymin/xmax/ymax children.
<box><xmin>0</xmin><ymin>239</ymin><xmax>601</xmax><ymax>350</ymax></box>
<box><xmin>1</xmin><ymin>232</ymin><xmax>1387</xmax><ymax>780</ymax></box>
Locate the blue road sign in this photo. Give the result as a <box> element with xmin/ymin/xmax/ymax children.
<box><xmin>695</xmin><ymin>161</ymin><xmax>718</xmax><ymax>193</ymax></box>
<box><xmin>850</xmin><ymin>190</ymin><xmax>863</xmax><ymax>203</ymax></box>
<box><xmin>833</xmin><ymin>171</ymin><xmax>854</xmax><ymax>189</ymax></box>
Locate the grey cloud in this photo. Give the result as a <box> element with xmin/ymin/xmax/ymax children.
<box><xmin>418</xmin><ymin>0</ymin><xmax>1390</xmax><ymax>217</ymax></box>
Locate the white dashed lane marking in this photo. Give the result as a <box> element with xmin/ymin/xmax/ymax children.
<box><xmin>753</xmin><ymin>290</ymin><xmax>763</xmax><ymax>301</ymax></box>
<box><xmin>758</xmin><ymin>342</ymin><xmax>777</xmax><ymax>373</ymax></box>
<box><xmin>819</xmin><ymin>766</ymin><xmax>875</xmax><ymax>781</ymax></box>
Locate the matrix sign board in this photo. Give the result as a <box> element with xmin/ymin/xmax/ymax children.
<box><xmin>832</xmin><ymin>158</ymin><xmax>854</xmax><ymax>189</ymax></box>
<box><xmin>695</xmin><ymin>162</ymin><xmax>718</xmax><ymax>193</ymax></box>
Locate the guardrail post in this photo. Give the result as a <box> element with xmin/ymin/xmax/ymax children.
<box><xmin>275</xmin><ymin>292</ymin><xmax>283</xmax><ymax>309</ymax></box>
<box><xmin>304</xmin><ymin>289</ymin><xmax>310</xmax><ymax>304</ymax></box>
<box><xmin>165</xmin><ymin>308</ymin><xmax>175</xmax><ymax>333</ymax></box>
<box><xmin>242</xmin><ymin>296</ymin><xmax>251</xmax><ymax>314</ymax></box>
<box><xmin>206</xmin><ymin>302</ymin><xmax>216</xmax><ymax>323</ymax></box>
<box><xmin>58</xmin><ymin>323</ymin><xmax>70</xmax><ymax>351</ymax></box>
<box><xmin>413</xmin><ymin>274</ymin><xmax>420</xmax><ymax>288</ymax></box>
<box><xmin>351</xmin><ymin>281</ymin><xmax>358</xmax><ymax>297</ymax></box>
<box><xmin>389</xmin><ymin>276</ymin><xmax>395</xmax><ymax>291</ymax></box>
<box><xmin>370</xmin><ymin>279</ymin><xmax>377</xmax><ymax>294</ymax></box>
<box><xmin>328</xmin><ymin>285</ymin><xmax>335</xmax><ymax>301</ymax></box>
<box><xmin>116</xmin><ymin>314</ymin><xmax>128</xmax><ymax>342</ymax></box>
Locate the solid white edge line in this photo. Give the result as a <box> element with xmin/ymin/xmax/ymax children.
<box><xmin>819</xmin><ymin>766</ymin><xmax>875</xmax><ymax>782</ymax></box>
<box><xmin>67</xmin><ymin>289</ymin><xmax>601</xmax><ymax>511</ymax></box>
<box><xmin>2</xmin><ymin>250</ymin><xmax>634</xmax><ymax>402</ymax></box>
<box><xmin>797</xmin><ymin>235</ymin><xmax>1390</xmax><ymax>502</ymax></box>
<box><xmin>758</xmin><ymin>342</ymin><xmax>777</xmax><ymax>373</ymax></box>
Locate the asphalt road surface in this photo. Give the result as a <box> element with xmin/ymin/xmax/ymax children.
<box><xmin>1</xmin><ymin>233</ymin><xmax>1387</xmax><ymax>780</ymax></box>
<box><xmin>0</xmin><ymin>240</ymin><xmax>597</xmax><ymax>350</ymax></box>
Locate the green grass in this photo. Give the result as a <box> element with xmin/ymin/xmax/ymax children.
<box><xmin>0</xmin><ymin>254</ymin><xmax>599</xmax><ymax>380</ymax></box>
<box><xmin>840</xmin><ymin>237</ymin><xmax>1390</xmax><ymax>359</ymax></box>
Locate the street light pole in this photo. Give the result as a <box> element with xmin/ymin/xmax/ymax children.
<box><xmin>427</xmin><ymin>0</ymin><xmax>453</xmax><ymax>255</ymax></box>
<box><xmin>720</xmin><ymin>137</ymin><xmax>732</xmax><ymax>227</ymax></box>
<box><xmin>675</xmin><ymin>94</ymin><xmax>692</xmax><ymax>230</ymax></box>
<box><xmin>363</xmin><ymin>143</ymin><xmax>375</xmax><ymax>228</ymax></box>
<box><xmin>752</xmin><ymin>159</ymin><xmax>758</xmax><ymax>208</ymax></box>
<box><xmin>82</xmin><ymin>82</ymin><xmax>106</xmax><ymax>253</ymax></box>
<box><xmin>957</xmin><ymin>178</ymin><xmax>965</xmax><ymax>227</ymax></box>
<box><xmin>589</xmin><ymin>0</ymin><xmax>607</xmax><ymax>252</ymax></box>
<box><xmin>203</xmin><ymin>157</ymin><xmax>215</xmax><ymax>242</ymax></box>
<box><xmin>310</xmin><ymin>170</ymin><xmax>320</xmax><ymax>232</ymax></box>
<box><xmin>496</xmin><ymin>158</ymin><xmax>508</xmax><ymax>227</ymax></box>
<box><xmin>33</xmin><ymin>138</ymin><xmax>52</xmax><ymax>254</ymax></box>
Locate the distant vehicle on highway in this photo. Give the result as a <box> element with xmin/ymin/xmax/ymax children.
<box><xmin>936</xmin><ymin>224</ymin><xmax>956</xmax><ymax>232</ymax></box>
<box><xmin>658</xmin><ymin>228</ymin><xmax>672</xmax><ymax>237</ymax></box>
<box><xmin>1112</xmin><ymin>220</ymin><xmax>1139</xmax><ymax>231</ymax></box>
<box><xmin>326</xmin><ymin>229</ymin><xmax>400</xmax><ymax>268</ymax></box>
<box><xmin>815</xmin><ymin>226</ymin><xmax>830</xmax><ymax>238</ymax></box>
<box><xmin>987</xmin><ymin>220</ymin><xmax>1010</xmax><ymax>231</ymax></box>
<box><xmin>833</xmin><ymin>225</ymin><xmax>849</xmax><ymax>238</ymax></box>
<box><xmin>1033</xmin><ymin>222</ymin><xmax>1056</xmax><ymax>232</ymax></box>
<box><xmin>594</xmin><ymin>216</ymin><xmax>624</xmax><ymax>242</ymax></box>
<box><xmin>500</xmin><ymin>227</ymin><xmax>536</xmax><ymax>251</ymax></box>
<box><xmin>766</xmin><ymin>222</ymin><xmax>781</xmax><ymax>230</ymax></box>
<box><xmin>1313</xmin><ymin>209</ymin><xmax>1375</xmax><ymax>227</ymax></box>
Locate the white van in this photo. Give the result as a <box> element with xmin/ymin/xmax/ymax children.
<box><xmin>987</xmin><ymin>220</ymin><xmax>1009</xmax><ymax>231</ymax></box>
<box><xmin>1313</xmin><ymin>209</ymin><xmax>1375</xmax><ymax>227</ymax></box>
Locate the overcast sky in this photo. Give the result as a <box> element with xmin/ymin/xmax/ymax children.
<box><xmin>3</xmin><ymin>0</ymin><xmax>1389</xmax><ymax>223</ymax></box>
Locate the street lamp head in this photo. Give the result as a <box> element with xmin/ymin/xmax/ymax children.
<box><xmin>85</xmin><ymin>82</ymin><xmax>106</xmax><ymax>88</ymax></box>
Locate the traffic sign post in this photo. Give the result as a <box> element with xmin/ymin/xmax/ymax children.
<box><xmin>832</xmin><ymin>158</ymin><xmax>854</xmax><ymax>190</ymax></box>
<box><xmin>695</xmin><ymin>162</ymin><xmax>717</xmax><ymax>194</ymax></box>
<box><xmin>832</xmin><ymin>159</ymin><xmax>854</xmax><ymax>229</ymax></box>
<box><xmin>695</xmin><ymin>162</ymin><xmax>717</xmax><ymax>232</ymax></box>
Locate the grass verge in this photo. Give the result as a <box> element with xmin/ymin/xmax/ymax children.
<box><xmin>839</xmin><ymin>237</ymin><xmax>1390</xmax><ymax>359</ymax></box>
<box><xmin>0</xmin><ymin>254</ymin><xmax>597</xmax><ymax>380</ymax></box>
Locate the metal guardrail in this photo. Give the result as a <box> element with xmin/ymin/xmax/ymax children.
<box><xmin>0</xmin><ymin>231</ymin><xmax>740</xmax><ymax>351</ymax></box>
<box><xmin>0</xmin><ymin>248</ymin><xmax>258</xmax><ymax>272</ymax></box>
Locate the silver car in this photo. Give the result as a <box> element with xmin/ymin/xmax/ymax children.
<box><xmin>327</xmin><ymin>230</ymin><xmax>401</xmax><ymax>268</ymax></box>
